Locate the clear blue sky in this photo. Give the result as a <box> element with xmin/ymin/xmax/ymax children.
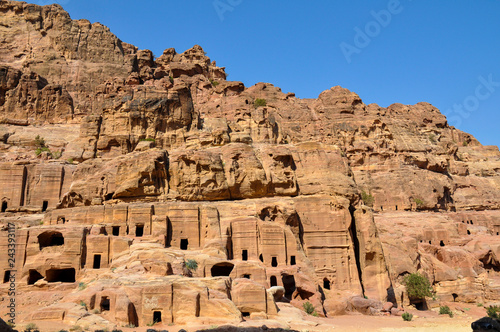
<box><xmin>39</xmin><ymin>0</ymin><xmax>500</xmax><ymax>147</ymax></box>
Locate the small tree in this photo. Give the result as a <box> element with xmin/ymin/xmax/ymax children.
<box><xmin>403</xmin><ymin>273</ymin><xmax>433</xmax><ymax>300</ymax></box>
<box><xmin>182</xmin><ymin>259</ymin><xmax>198</xmax><ymax>277</ymax></box>
<box><xmin>303</xmin><ymin>301</ymin><xmax>315</xmax><ymax>315</ymax></box>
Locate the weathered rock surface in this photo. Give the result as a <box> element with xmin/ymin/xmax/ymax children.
<box><xmin>0</xmin><ymin>1</ymin><xmax>499</xmax><ymax>330</ymax></box>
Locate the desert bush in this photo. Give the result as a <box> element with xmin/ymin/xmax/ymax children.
<box><xmin>403</xmin><ymin>273</ymin><xmax>433</xmax><ymax>299</ymax></box>
<box><xmin>414</xmin><ymin>198</ymin><xmax>425</xmax><ymax>208</ymax></box>
<box><xmin>439</xmin><ymin>305</ymin><xmax>453</xmax><ymax>317</ymax></box>
<box><xmin>25</xmin><ymin>323</ymin><xmax>38</xmax><ymax>331</ymax></box>
<box><xmin>361</xmin><ymin>191</ymin><xmax>374</xmax><ymax>207</ymax></box>
<box><xmin>185</xmin><ymin>259</ymin><xmax>198</xmax><ymax>271</ymax></box>
<box><xmin>402</xmin><ymin>312</ymin><xmax>413</xmax><ymax>321</ymax></box>
<box><xmin>35</xmin><ymin>147</ymin><xmax>50</xmax><ymax>156</ymax></box>
<box><xmin>35</xmin><ymin>135</ymin><xmax>46</xmax><ymax>148</ymax></box>
<box><xmin>487</xmin><ymin>305</ymin><xmax>500</xmax><ymax>319</ymax></box>
<box><xmin>79</xmin><ymin>300</ymin><xmax>87</xmax><ymax>310</ymax></box>
<box><xmin>210</xmin><ymin>79</ymin><xmax>219</xmax><ymax>87</ymax></box>
<box><xmin>51</xmin><ymin>150</ymin><xmax>62</xmax><ymax>159</ymax></box>
<box><xmin>254</xmin><ymin>98</ymin><xmax>267</xmax><ymax>107</ymax></box>
<box><xmin>303</xmin><ymin>301</ymin><xmax>315</xmax><ymax>315</ymax></box>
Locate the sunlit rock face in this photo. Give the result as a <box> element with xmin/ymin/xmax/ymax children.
<box><xmin>0</xmin><ymin>1</ymin><xmax>499</xmax><ymax>329</ymax></box>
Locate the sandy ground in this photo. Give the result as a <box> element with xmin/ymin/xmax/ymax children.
<box><xmin>10</xmin><ymin>301</ymin><xmax>486</xmax><ymax>332</ymax></box>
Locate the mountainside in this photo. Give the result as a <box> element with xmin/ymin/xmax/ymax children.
<box><xmin>0</xmin><ymin>1</ymin><xmax>499</xmax><ymax>330</ymax></box>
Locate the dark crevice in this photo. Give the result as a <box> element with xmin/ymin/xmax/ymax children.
<box><xmin>349</xmin><ymin>205</ymin><xmax>365</xmax><ymax>295</ymax></box>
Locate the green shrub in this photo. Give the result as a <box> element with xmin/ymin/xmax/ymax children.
<box><xmin>414</xmin><ymin>198</ymin><xmax>425</xmax><ymax>208</ymax></box>
<box><xmin>185</xmin><ymin>259</ymin><xmax>198</xmax><ymax>271</ymax></box>
<box><xmin>462</xmin><ymin>141</ymin><xmax>469</xmax><ymax>147</ymax></box>
<box><xmin>402</xmin><ymin>312</ymin><xmax>413</xmax><ymax>321</ymax></box>
<box><xmin>303</xmin><ymin>301</ymin><xmax>315</xmax><ymax>315</ymax></box>
<box><xmin>67</xmin><ymin>158</ymin><xmax>74</xmax><ymax>164</ymax></box>
<box><xmin>439</xmin><ymin>305</ymin><xmax>453</xmax><ymax>317</ymax></box>
<box><xmin>254</xmin><ymin>98</ymin><xmax>267</xmax><ymax>108</ymax></box>
<box><xmin>403</xmin><ymin>273</ymin><xmax>433</xmax><ymax>299</ymax></box>
<box><xmin>51</xmin><ymin>150</ymin><xmax>62</xmax><ymax>159</ymax></box>
<box><xmin>361</xmin><ymin>191</ymin><xmax>374</xmax><ymax>207</ymax></box>
<box><xmin>169</xmin><ymin>76</ymin><xmax>174</xmax><ymax>83</ymax></box>
<box><xmin>35</xmin><ymin>146</ymin><xmax>50</xmax><ymax>156</ymax></box>
<box><xmin>428</xmin><ymin>134</ymin><xmax>436</xmax><ymax>143</ymax></box>
<box><xmin>139</xmin><ymin>138</ymin><xmax>155</xmax><ymax>142</ymax></box>
<box><xmin>78</xmin><ymin>282</ymin><xmax>86</xmax><ymax>291</ymax></box>
<box><xmin>487</xmin><ymin>305</ymin><xmax>500</xmax><ymax>319</ymax></box>
<box><xmin>25</xmin><ymin>323</ymin><xmax>38</xmax><ymax>331</ymax></box>
<box><xmin>79</xmin><ymin>300</ymin><xmax>87</xmax><ymax>310</ymax></box>
<box><xmin>210</xmin><ymin>79</ymin><xmax>219</xmax><ymax>87</ymax></box>
<box><xmin>35</xmin><ymin>135</ymin><xmax>46</xmax><ymax>148</ymax></box>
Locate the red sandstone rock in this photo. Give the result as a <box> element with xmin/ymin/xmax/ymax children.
<box><xmin>0</xmin><ymin>1</ymin><xmax>498</xmax><ymax>330</ymax></box>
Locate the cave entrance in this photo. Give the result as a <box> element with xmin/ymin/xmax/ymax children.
<box><xmin>242</xmin><ymin>249</ymin><xmax>248</xmax><ymax>261</ymax></box>
<box><xmin>38</xmin><ymin>231</ymin><xmax>64</xmax><ymax>250</ymax></box>
<box><xmin>135</xmin><ymin>224</ymin><xmax>144</xmax><ymax>237</ymax></box>
<box><xmin>440</xmin><ymin>240</ymin><xmax>445</xmax><ymax>247</ymax></box>
<box><xmin>211</xmin><ymin>263</ymin><xmax>234</xmax><ymax>277</ymax></box>
<box><xmin>180</xmin><ymin>239</ymin><xmax>188</xmax><ymax>250</ymax></box>
<box><xmin>452</xmin><ymin>293</ymin><xmax>458</xmax><ymax>302</ymax></box>
<box><xmin>100</xmin><ymin>296</ymin><xmax>110</xmax><ymax>311</ymax></box>
<box><xmin>259</xmin><ymin>254</ymin><xmax>264</xmax><ymax>262</ymax></box>
<box><xmin>45</xmin><ymin>268</ymin><xmax>75</xmax><ymax>283</ymax></box>
<box><xmin>153</xmin><ymin>311</ymin><xmax>162</xmax><ymax>323</ymax></box>
<box><xmin>42</xmin><ymin>200</ymin><xmax>48</xmax><ymax>212</ymax></box>
<box><xmin>28</xmin><ymin>270</ymin><xmax>43</xmax><ymax>285</ymax></box>
<box><xmin>3</xmin><ymin>270</ymin><xmax>10</xmax><ymax>283</ymax></box>
<box><xmin>270</xmin><ymin>276</ymin><xmax>277</xmax><ymax>287</ymax></box>
<box><xmin>323</xmin><ymin>278</ymin><xmax>331</xmax><ymax>290</ymax></box>
<box><xmin>411</xmin><ymin>300</ymin><xmax>428</xmax><ymax>311</ymax></box>
<box><xmin>271</xmin><ymin>256</ymin><xmax>278</xmax><ymax>267</ymax></box>
<box><xmin>282</xmin><ymin>274</ymin><xmax>296</xmax><ymax>299</ymax></box>
<box><xmin>290</xmin><ymin>256</ymin><xmax>296</xmax><ymax>265</ymax></box>
<box><xmin>128</xmin><ymin>302</ymin><xmax>138</xmax><ymax>327</ymax></box>
<box><xmin>1</xmin><ymin>201</ymin><xmax>7</xmax><ymax>212</ymax></box>
<box><xmin>93</xmin><ymin>254</ymin><xmax>101</xmax><ymax>269</ymax></box>
<box><xmin>112</xmin><ymin>226</ymin><xmax>120</xmax><ymax>236</ymax></box>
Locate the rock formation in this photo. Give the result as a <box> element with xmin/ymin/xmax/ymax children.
<box><xmin>0</xmin><ymin>1</ymin><xmax>499</xmax><ymax>330</ymax></box>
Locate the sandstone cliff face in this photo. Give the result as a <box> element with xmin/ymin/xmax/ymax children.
<box><xmin>0</xmin><ymin>1</ymin><xmax>499</xmax><ymax>330</ymax></box>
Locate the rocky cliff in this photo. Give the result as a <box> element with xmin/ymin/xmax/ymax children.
<box><xmin>0</xmin><ymin>1</ymin><xmax>499</xmax><ymax>330</ymax></box>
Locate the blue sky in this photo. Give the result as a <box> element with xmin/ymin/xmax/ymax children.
<box><xmin>40</xmin><ymin>0</ymin><xmax>499</xmax><ymax>147</ymax></box>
